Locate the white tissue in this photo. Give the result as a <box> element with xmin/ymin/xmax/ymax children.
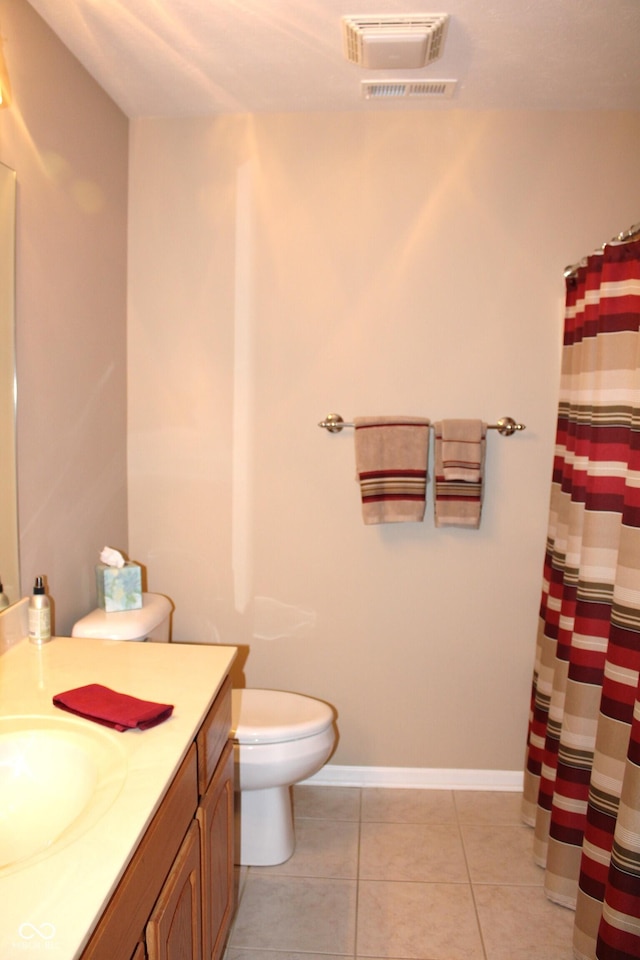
<box><xmin>99</xmin><ymin>546</ymin><xmax>126</xmax><ymax>568</ymax></box>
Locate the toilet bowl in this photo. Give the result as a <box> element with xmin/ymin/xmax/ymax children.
<box><xmin>231</xmin><ymin>688</ymin><xmax>336</xmax><ymax>866</ymax></box>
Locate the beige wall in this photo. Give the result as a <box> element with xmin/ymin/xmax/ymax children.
<box><xmin>128</xmin><ymin>110</ymin><xmax>640</xmax><ymax>771</ymax></box>
<box><xmin>0</xmin><ymin>0</ymin><xmax>129</xmax><ymax>633</ymax></box>
<box><xmin>3</xmin><ymin>0</ymin><xmax>640</xmax><ymax>773</ymax></box>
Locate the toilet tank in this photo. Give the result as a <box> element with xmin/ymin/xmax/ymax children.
<box><xmin>71</xmin><ymin>592</ymin><xmax>173</xmax><ymax>642</ymax></box>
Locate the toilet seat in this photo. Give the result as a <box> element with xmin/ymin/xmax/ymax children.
<box><xmin>231</xmin><ymin>689</ymin><xmax>334</xmax><ymax>745</ymax></box>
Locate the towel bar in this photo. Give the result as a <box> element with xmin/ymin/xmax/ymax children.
<box><xmin>317</xmin><ymin>414</ymin><xmax>526</xmax><ymax>436</ymax></box>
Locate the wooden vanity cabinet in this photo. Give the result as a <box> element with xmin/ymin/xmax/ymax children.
<box><xmin>80</xmin><ymin>676</ymin><xmax>234</xmax><ymax>960</ymax></box>
<box><xmin>197</xmin><ymin>740</ymin><xmax>234</xmax><ymax>960</ymax></box>
<box><xmin>146</xmin><ymin>820</ymin><xmax>202</xmax><ymax>960</ymax></box>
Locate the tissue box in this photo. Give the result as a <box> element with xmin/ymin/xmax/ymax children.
<box><xmin>96</xmin><ymin>562</ymin><xmax>142</xmax><ymax>612</ymax></box>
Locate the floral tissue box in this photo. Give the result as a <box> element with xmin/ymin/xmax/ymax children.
<box><xmin>96</xmin><ymin>562</ymin><xmax>142</xmax><ymax>612</ymax></box>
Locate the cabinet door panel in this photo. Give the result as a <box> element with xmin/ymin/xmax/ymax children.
<box><xmin>146</xmin><ymin>820</ymin><xmax>202</xmax><ymax>960</ymax></box>
<box><xmin>197</xmin><ymin>741</ymin><xmax>234</xmax><ymax>960</ymax></box>
<box><xmin>197</xmin><ymin>676</ymin><xmax>232</xmax><ymax>795</ymax></box>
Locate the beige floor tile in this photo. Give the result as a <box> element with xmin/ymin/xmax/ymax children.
<box><xmin>360</xmin><ymin>822</ymin><xmax>469</xmax><ymax>883</ymax></box>
<box><xmin>461</xmin><ymin>823</ymin><xmax>545</xmax><ymax>885</ymax></box>
<box><xmin>357</xmin><ymin>880</ymin><xmax>485</xmax><ymax>960</ymax></box>
<box><xmin>225</xmin><ymin>787</ymin><xmax>578</xmax><ymax>960</ymax></box>
<box><xmin>229</xmin><ymin>874</ymin><xmax>357</xmax><ymax>954</ymax></box>
<box><xmin>294</xmin><ymin>784</ymin><xmax>361</xmax><ymax>821</ymax></box>
<box><xmin>454</xmin><ymin>791</ymin><xmax>524</xmax><ymax>825</ymax></box>
<box><xmin>234</xmin><ymin>865</ymin><xmax>250</xmax><ymax>910</ymax></box>
<box><xmin>226</xmin><ymin>953</ymin><xmax>348</xmax><ymax>960</ymax></box>
<box><xmin>473</xmin><ymin>883</ymin><xmax>575</xmax><ymax>960</ymax></box>
<box><xmin>257</xmin><ymin>818</ymin><xmax>359</xmax><ymax>878</ymax></box>
<box><xmin>361</xmin><ymin>788</ymin><xmax>457</xmax><ymax>824</ymax></box>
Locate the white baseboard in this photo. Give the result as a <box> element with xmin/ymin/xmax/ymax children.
<box><xmin>302</xmin><ymin>764</ymin><xmax>523</xmax><ymax>791</ymax></box>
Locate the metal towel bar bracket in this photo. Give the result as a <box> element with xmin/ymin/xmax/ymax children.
<box><xmin>317</xmin><ymin>414</ymin><xmax>526</xmax><ymax>436</ymax></box>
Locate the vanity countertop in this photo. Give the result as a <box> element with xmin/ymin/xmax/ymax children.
<box><xmin>0</xmin><ymin>634</ymin><xmax>237</xmax><ymax>959</ymax></box>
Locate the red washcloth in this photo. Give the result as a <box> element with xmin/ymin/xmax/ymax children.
<box><xmin>53</xmin><ymin>683</ymin><xmax>174</xmax><ymax>732</ymax></box>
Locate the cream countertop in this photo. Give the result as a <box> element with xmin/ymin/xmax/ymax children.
<box><xmin>0</xmin><ymin>632</ymin><xmax>236</xmax><ymax>960</ymax></box>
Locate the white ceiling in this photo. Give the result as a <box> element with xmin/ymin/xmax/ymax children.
<box><xmin>26</xmin><ymin>0</ymin><xmax>640</xmax><ymax>118</ymax></box>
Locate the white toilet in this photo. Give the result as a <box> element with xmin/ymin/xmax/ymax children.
<box><xmin>71</xmin><ymin>592</ymin><xmax>173</xmax><ymax>641</ymax></box>
<box><xmin>71</xmin><ymin>595</ymin><xmax>336</xmax><ymax>867</ymax></box>
<box><xmin>231</xmin><ymin>688</ymin><xmax>336</xmax><ymax>866</ymax></box>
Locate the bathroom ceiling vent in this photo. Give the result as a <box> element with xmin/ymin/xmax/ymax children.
<box><xmin>342</xmin><ymin>13</ymin><xmax>449</xmax><ymax>70</ymax></box>
<box><xmin>362</xmin><ymin>79</ymin><xmax>457</xmax><ymax>100</ymax></box>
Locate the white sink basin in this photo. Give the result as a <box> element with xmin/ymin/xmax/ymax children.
<box><xmin>0</xmin><ymin>715</ymin><xmax>127</xmax><ymax>870</ymax></box>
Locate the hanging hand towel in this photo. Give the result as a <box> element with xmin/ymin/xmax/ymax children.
<box><xmin>441</xmin><ymin>418</ymin><xmax>484</xmax><ymax>482</ymax></box>
<box><xmin>434</xmin><ymin>420</ymin><xmax>486</xmax><ymax>528</ymax></box>
<box><xmin>354</xmin><ymin>416</ymin><xmax>430</xmax><ymax>524</ymax></box>
<box><xmin>53</xmin><ymin>683</ymin><xmax>174</xmax><ymax>731</ymax></box>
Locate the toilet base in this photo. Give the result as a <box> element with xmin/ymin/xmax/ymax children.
<box><xmin>234</xmin><ymin>785</ymin><xmax>295</xmax><ymax>866</ymax></box>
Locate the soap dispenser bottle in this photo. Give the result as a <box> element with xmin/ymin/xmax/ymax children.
<box><xmin>28</xmin><ymin>576</ymin><xmax>51</xmax><ymax>645</ymax></box>
<box><xmin>0</xmin><ymin>580</ymin><xmax>9</xmax><ymax>610</ymax></box>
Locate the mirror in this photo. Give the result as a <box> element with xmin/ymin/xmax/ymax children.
<box><xmin>0</xmin><ymin>161</ymin><xmax>19</xmax><ymax>604</ymax></box>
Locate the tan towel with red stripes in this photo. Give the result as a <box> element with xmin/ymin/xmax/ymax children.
<box><xmin>434</xmin><ymin>420</ymin><xmax>486</xmax><ymax>528</ymax></box>
<box><xmin>441</xmin><ymin>418</ymin><xmax>484</xmax><ymax>481</ymax></box>
<box><xmin>354</xmin><ymin>416</ymin><xmax>430</xmax><ymax>524</ymax></box>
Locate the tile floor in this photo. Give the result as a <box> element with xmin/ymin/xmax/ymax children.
<box><xmin>225</xmin><ymin>785</ymin><xmax>575</xmax><ymax>960</ymax></box>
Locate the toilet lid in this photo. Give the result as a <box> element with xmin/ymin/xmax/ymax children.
<box><xmin>231</xmin><ymin>689</ymin><xmax>334</xmax><ymax>744</ymax></box>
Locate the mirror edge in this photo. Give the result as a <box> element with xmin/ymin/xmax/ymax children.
<box><xmin>0</xmin><ymin>160</ymin><xmax>19</xmax><ymax>605</ymax></box>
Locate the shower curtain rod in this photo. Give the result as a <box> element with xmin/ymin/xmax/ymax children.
<box><xmin>563</xmin><ymin>221</ymin><xmax>640</xmax><ymax>279</ymax></box>
<box><xmin>318</xmin><ymin>414</ymin><xmax>526</xmax><ymax>436</ymax></box>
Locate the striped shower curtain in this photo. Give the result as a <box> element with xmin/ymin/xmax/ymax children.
<box><xmin>522</xmin><ymin>235</ymin><xmax>640</xmax><ymax>960</ymax></box>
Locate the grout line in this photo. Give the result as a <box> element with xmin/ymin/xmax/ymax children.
<box><xmin>453</xmin><ymin>792</ymin><xmax>489</xmax><ymax>960</ymax></box>
<box><xmin>353</xmin><ymin>787</ymin><xmax>362</xmax><ymax>960</ymax></box>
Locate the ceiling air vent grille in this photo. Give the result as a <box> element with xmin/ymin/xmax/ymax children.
<box><xmin>342</xmin><ymin>14</ymin><xmax>449</xmax><ymax>69</ymax></box>
<box><xmin>362</xmin><ymin>79</ymin><xmax>457</xmax><ymax>100</ymax></box>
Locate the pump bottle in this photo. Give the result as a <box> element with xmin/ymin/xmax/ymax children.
<box><xmin>28</xmin><ymin>576</ymin><xmax>51</xmax><ymax>644</ymax></box>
